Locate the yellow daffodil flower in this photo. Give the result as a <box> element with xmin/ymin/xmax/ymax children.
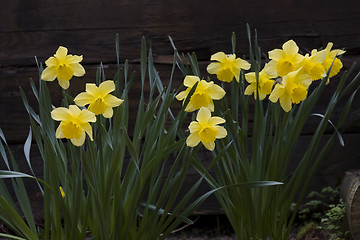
<box><xmin>176</xmin><ymin>75</ymin><xmax>226</xmax><ymax>112</ymax></box>
<box><xmin>269</xmin><ymin>69</ymin><xmax>312</xmax><ymax>112</ymax></box>
<box><xmin>298</xmin><ymin>49</ymin><xmax>327</xmax><ymax>81</ymax></box>
<box><xmin>244</xmin><ymin>64</ymin><xmax>276</xmax><ymax>100</ymax></box>
<box><xmin>51</xmin><ymin>105</ymin><xmax>96</xmax><ymax>146</ymax></box>
<box><xmin>59</xmin><ymin>186</ymin><xmax>65</xmax><ymax>198</ymax></box>
<box><xmin>267</xmin><ymin>40</ymin><xmax>304</xmax><ymax>77</ymax></box>
<box><xmin>186</xmin><ymin>107</ymin><xmax>227</xmax><ymax>151</ymax></box>
<box><xmin>41</xmin><ymin>46</ymin><xmax>85</xmax><ymax>89</ymax></box>
<box><xmin>322</xmin><ymin>42</ymin><xmax>345</xmax><ymax>79</ymax></box>
<box><xmin>74</xmin><ymin>80</ymin><xmax>124</xmax><ymax>118</ymax></box>
<box><xmin>207</xmin><ymin>52</ymin><xmax>251</xmax><ymax>83</ymax></box>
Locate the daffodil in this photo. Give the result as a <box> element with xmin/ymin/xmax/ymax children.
<box><xmin>59</xmin><ymin>186</ymin><xmax>65</xmax><ymax>198</ymax></box>
<box><xmin>244</xmin><ymin>64</ymin><xmax>276</xmax><ymax>100</ymax></box>
<box><xmin>74</xmin><ymin>80</ymin><xmax>124</xmax><ymax>118</ymax></box>
<box><xmin>176</xmin><ymin>75</ymin><xmax>226</xmax><ymax>112</ymax></box>
<box><xmin>207</xmin><ymin>52</ymin><xmax>251</xmax><ymax>83</ymax></box>
<box><xmin>322</xmin><ymin>42</ymin><xmax>345</xmax><ymax>79</ymax></box>
<box><xmin>41</xmin><ymin>46</ymin><xmax>85</xmax><ymax>89</ymax></box>
<box><xmin>269</xmin><ymin>69</ymin><xmax>312</xmax><ymax>112</ymax></box>
<box><xmin>186</xmin><ymin>107</ymin><xmax>227</xmax><ymax>151</ymax></box>
<box><xmin>298</xmin><ymin>49</ymin><xmax>327</xmax><ymax>81</ymax></box>
<box><xmin>267</xmin><ymin>40</ymin><xmax>304</xmax><ymax>77</ymax></box>
<box><xmin>51</xmin><ymin>105</ymin><xmax>96</xmax><ymax>146</ymax></box>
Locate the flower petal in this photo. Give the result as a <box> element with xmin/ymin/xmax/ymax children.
<box><xmin>244</xmin><ymin>84</ymin><xmax>256</xmax><ymax>96</ymax></box>
<box><xmin>206</xmin><ymin>62</ymin><xmax>222</xmax><ymax>74</ymax></box>
<box><xmin>282</xmin><ymin>40</ymin><xmax>299</xmax><ymax>57</ymax></box>
<box><xmin>184</xmin><ymin>76</ymin><xmax>200</xmax><ymax>87</ymax></box>
<box><xmin>70</xmin><ymin>132</ymin><xmax>86</xmax><ymax>146</ymax></box>
<box><xmin>196</xmin><ymin>107</ymin><xmax>211</xmax><ymax>124</ymax></box>
<box><xmin>58</xmin><ymin>79</ymin><xmax>70</xmax><ymax>89</ymax></box>
<box><xmin>85</xmin><ymin>83</ymin><xmax>99</xmax><ymax>96</ymax></box>
<box><xmin>41</xmin><ymin>67</ymin><xmax>57</xmax><ymax>81</ymax></box>
<box><xmin>186</xmin><ymin>133</ymin><xmax>201</xmax><ymax>147</ymax></box>
<box><xmin>51</xmin><ymin>107</ymin><xmax>70</xmax><ymax>121</ymax></box>
<box><xmin>55</xmin><ymin>124</ymin><xmax>65</xmax><ymax>138</ymax></box>
<box><xmin>202</xmin><ymin>141</ymin><xmax>215</xmax><ymax>151</ymax></box>
<box><xmin>99</xmin><ymin>80</ymin><xmax>116</xmax><ymax>96</ymax></box>
<box><xmin>71</xmin><ymin>63</ymin><xmax>85</xmax><ymax>77</ymax></box>
<box><xmin>268</xmin><ymin>49</ymin><xmax>284</xmax><ymax>61</ymax></box>
<box><xmin>269</xmin><ymin>85</ymin><xmax>284</xmax><ymax>103</ymax></box>
<box><xmin>66</xmin><ymin>55</ymin><xmax>83</xmax><ymax>64</ymax></box>
<box><xmin>208</xmin><ymin>116</ymin><xmax>225</xmax><ymax>126</ymax></box>
<box><xmin>234</xmin><ymin>58</ymin><xmax>251</xmax><ymax>70</ymax></box>
<box><xmin>188</xmin><ymin>122</ymin><xmax>201</xmax><ymax>133</ymax></box>
<box><xmin>215</xmin><ymin>126</ymin><xmax>227</xmax><ymax>139</ymax></box>
<box><xmin>45</xmin><ymin>57</ymin><xmax>58</xmax><ymax>67</ymax></box>
<box><xmin>175</xmin><ymin>90</ymin><xmax>188</xmax><ymax>101</ymax></box>
<box><xmin>79</xmin><ymin>109</ymin><xmax>96</xmax><ymax>123</ymax></box>
<box><xmin>102</xmin><ymin>107</ymin><xmax>114</xmax><ymax>118</ymax></box>
<box><xmin>81</xmin><ymin>123</ymin><xmax>93</xmax><ymax>140</ymax></box>
<box><xmin>104</xmin><ymin>94</ymin><xmax>123</xmax><ymax>107</ymax></box>
<box><xmin>54</xmin><ymin>46</ymin><xmax>68</xmax><ymax>60</ymax></box>
<box><xmin>74</xmin><ymin>92</ymin><xmax>93</xmax><ymax>106</ymax></box>
<box><xmin>207</xmin><ymin>84</ymin><xmax>226</xmax><ymax>100</ymax></box>
<box><xmin>210</xmin><ymin>52</ymin><xmax>227</xmax><ymax>62</ymax></box>
<box><xmin>280</xmin><ymin>95</ymin><xmax>292</xmax><ymax>112</ymax></box>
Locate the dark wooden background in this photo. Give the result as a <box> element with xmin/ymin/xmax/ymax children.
<box><xmin>1</xmin><ymin>0</ymin><xmax>360</xmax><ymax>212</ymax></box>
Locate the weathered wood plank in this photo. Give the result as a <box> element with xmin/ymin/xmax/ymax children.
<box><xmin>0</xmin><ymin>0</ymin><xmax>360</xmax><ymax>66</ymax></box>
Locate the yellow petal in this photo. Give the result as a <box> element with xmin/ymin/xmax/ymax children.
<box><xmin>51</xmin><ymin>107</ymin><xmax>70</xmax><ymax>121</ymax></box>
<box><xmin>70</xmin><ymin>132</ymin><xmax>86</xmax><ymax>146</ymax></box>
<box><xmin>207</xmin><ymin>84</ymin><xmax>226</xmax><ymax>100</ymax></box>
<box><xmin>208</xmin><ymin>116</ymin><xmax>225</xmax><ymax>126</ymax></box>
<box><xmin>104</xmin><ymin>95</ymin><xmax>123</xmax><ymax>107</ymax></box>
<box><xmin>280</xmin><ymin>95</ymin><xmax>292</xmax><ymax>112</ymax></box>
<box><xmin>269</xmin><ymin>85</ymin><xmax>284</xmax><ymax>103</ymax></box>
<box><xmin>66</xmin><ymin>55</ymin><xmax>83</xmax><ymax>64</ymax></box>
<box><xmin>234</xmin><ymin>58</ymin><xmax>251</xmax><ymax>70</ymax></box>
<box><xmin>102</xmin><ymin>107</ymin><xmax>114</xmax><ymax>118</ymax></box>
<box><xmin>186</xmin><ymin>133</ymin><xmax>201</xmax><ymax>147</ymax></box>
<box><xmin>245</xmin><ymin>72</ymin><xmax>256</xmax><ymax>83</ymax></box>
<box><xmin>85</xmin><ymin>83</ymin><xmax>99</xmax><ymax>96</ymax></box>
<box><xmin>71</xmin><ymin>63</ymin><xmax>85</xmax><ymax>77</ymax></box>
<box><xmin>99</xmin><ymin>80</ymin><xmax>116</xmax><ymax>96</ymax></box>
<box><xmin>282</xmin><ymin>40</ymin><xmax>299</xmax><ymax>57</ymax></box>
<box><xmin>196</xmin><ymin>107</ymin><xmax>211</xmax><ymax>124</ymax></box>
<box><xmin>74</xmin><ymin>92</ymin><xmax>93</xmax><ymax>106</ymax></box>
<box><xmin>264</xmin><ymin>61</ymin><xmax>278</xmax><ymax>76</ymax></box>
<box><xmin>202</xmin><ymin>141</ymin><xmax>215</xmax><ymax>151</ymax></box>
<box><xmin>205</xmin><ymin>101</ymin><xmax>215</xmax><ymax>112</ymax></box>
<box><xmin>210</xmin><ymin>52</ymin><xmax>226</xmax><ymax>62</ymax></box>
<box><xmin>176</xmin><ymin>90</ymin><xmax>188</xmax><ymax>101</ymax></box>
<box><xmin>55</xmin><ymin>124</ymin><xmax>65</xmax><ymax>138</ymax></box>
<box><xmin>188</xmin><ymin>122</ymin><xmax>201</xmax><ymax>133</ymax></box>
<box><xmin>206</xmin><ymin>62</ymin><xmax>222</xmax><ymax>74</ymax></box>
<box><xmin>79</xmin><ymin>109</ymin><xmax>96</xmax><ymax>123</ymax></box>
<box><xmin>268</xmin><ymin>49</ymin><xmax>284</xmax><ymax>61</ymax></box>
<box><xmin>55</xmin><ymin>46</ymin><xmax>68</xmax><ymax>60</ymax></box>
<box><xmin>81</xmin><ymin>123</ymin><xmax>93</xmax><ymax>140</ymax></box>
<box><xmin>45</xmin><ymin>57</ymin><xmax>58</xmax><ymax>67</ymax></box>
<box><xmin>41</xmin><ymin>67</ymin><xmax>57</xmax><ymax>81</ymax></box>
<box><xmin>58</xmin><ymin>79</ymin><xmax>70</xmax><ymax>89</ymax></box>
<box><xmin>184</xmin><ymin>76</ymin><xmax>200</xmax><ymax>87</ymax></box>
<box><xmin>244</xmin><ymin>83</ymin><xmax>256</xmax><ymax>96</ymax></box>
<box><xmin>215</xmin><ymin>126</ymin><xmax>227</xmax><ymax>138</ymax></box>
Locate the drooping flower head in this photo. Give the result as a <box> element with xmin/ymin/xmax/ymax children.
<box><xmin>322</xmin><ymin>42</ymin><xmax>345</xmax><ymax>79</ymax></box>
<box><xmin>176</xmin><ymin>76</ymin><xmax>226</xmax><ymax>112</ymax></box>
<box><xmin>297</xmin><ymin>49</ymin><xmax>327</xmax><ymax>81</ymax></box>
<box><xmin>41</xmin><ymin>46</ymin><xmax>85</xmax><ymax>89</ymax></box>
<box><xmin>74</xmin><ymin>80</ymin><xmax>124</xmax><ymax>118</ymax></box>
<box><xmin>186</xmin><ymin>107</ymin><xmax>227</xmax><ymax>151</ymax></box>
<box><xmin>207</xmin><ymin>52</ymin><xmax>251</xmax><ymax>83</ymax></box>
<box><xmin>267</xmin><ymin>40</ymin><xmax>304</xmax><ymax>77</ymax></box>
<box><xmin>268</xmin><ymin>69</ymin><xmax>312</xmax><ymax>112</ymax></box>
<box><xmin>244</xmin><ymin>64</ymin><xmax>276</xmax><ymax>100</ymax></box>
<box><xmin>51</xmin><ymin>105</ymin><xmax>96</xmax><ymax>146</ymax></box>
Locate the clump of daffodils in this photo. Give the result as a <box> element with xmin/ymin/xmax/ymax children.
<box><xmin>41</xmin><ymin>46</ymin><xmax>124</xmax><ymax>147</ymax></box>
<box><xmin>179</xmin><ymin>39</ymin><xmax>345</xmax><ymax>151</ymax></box>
